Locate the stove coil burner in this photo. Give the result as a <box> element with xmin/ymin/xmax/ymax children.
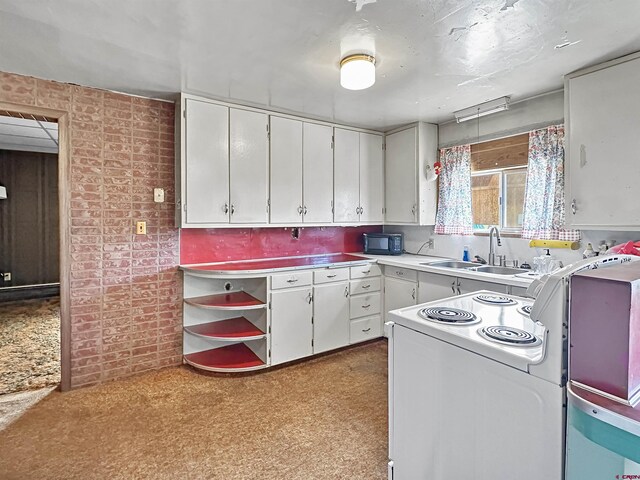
<box><xmin>418</xmin><ymin>307</ymin><xmax>480</xmax><ymax>325</ymax></box>
<box><xmin>473</xmin><ymin>294</ymin><xmax>517</xmax><ymax>306</ymax></box>
<box><xmin>518</xmin><ymin>305</ymin><xmax>533</xmax><ymax>317</ymax></box>
<box><xmin>478</xmin><ymin>325</ymin><xmax>541</xmax><ymax>347</ymax></box>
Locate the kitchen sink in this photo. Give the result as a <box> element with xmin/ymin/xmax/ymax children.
<box><xmin>472</xmin><ymin>265</ymin><xmax>529</xmax><ymax>275</ymax></box>
<box><xmin>423</xmin><ymin>260</ymin><xmax>479</xmax><ymax>269</ymax></box>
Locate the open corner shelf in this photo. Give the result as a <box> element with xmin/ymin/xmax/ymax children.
<box><xmin>184</xmin><ymin>291</ymin><xmax>266</xmax><ymax>310</ymax></box>
<box><xmin>184</xmin><ymin>317</ymin><xmax>266</xmax><ymax>341</ymax></box>
<box><xmin>184</xmin><ymin>343</ymin><xmax>267</xmax><ymax>372</ymax></box>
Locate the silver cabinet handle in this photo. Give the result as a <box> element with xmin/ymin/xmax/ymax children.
<box><xmin>306</xmin><ymin>292</ymin><xmax>313</xmax><ymax>304</ymax></box>
<box><xmin>362</xmin><ymin>304</ymin><xmax>371</xmax><ymax>309</ymax></box>
<box><xmin>411</xmin><ymin>288</ymin><xmax>416</xmax><ymax>300</ymax></box>
<box><xmin>451</xmin><ymin>281</ymin><xmax>456</xmax><ymax>294</ymax></box>
<box><xmin>287</xmin><ymin>278</ymin><xmax>298</xmax><ymax>283</ymax></box>
<box><xmin>571</xmin><ymin>199</ymin><xmax>577</xmax><ymax>215</ymax></box>
<box><xmin>303</xmin><ymin>206</ymin><xmax>308</xmax><ymax>215</ymax></box>
<box><xmin>223</xmin><ymin>203</ymin><xmax>229</xmax><ymax>214</ymax></box>
<box><xmin>362</xmin><ymin>269</ymin><xmax>370</xmax><ymax>274</ymax></box>
<box><xmin>411</xmin><ymin>204</ymin><xmax>416</xmax><ymax>217</ymax></box>
<box><xmin>396</xmin><ymin>270</ymin><xmax>403</xmax><ymax>276</ymax></box>
<box><xmin>230</xmin><ymin>204</ymin><xmax>235</xmax><ymax>215</ymax></box>
<box><xmin>360</xmin><ymin>206</ymin><xmax>364</xmax><ymax>215</ymax></box>
<box><xmin>361</xmin><ymin>284</ymin><xmax>371</xmax><ymax>289</ymax></box>
<box><xmin>344</xmin><ymin>286</ymin><xmax>349</xmax><ymax>297</ymax></box>
<box><xmin>327</xmin><ymin>274</ymin><xmax>337</xmax><ymax>278</ymax></box>
<box><xmin>298</xmin><ymin>206</ymin><xmax>303</xmax><ymax>215</ymax></box>
<box><xmin>457</xmin><ymin>287</ymin><xmax>461</xmax><ymax>295</ymax></box>
<box><xmin>362</xmin><ymin>327</ymin><xmax>371</xmax><ymax>332</ymax></box>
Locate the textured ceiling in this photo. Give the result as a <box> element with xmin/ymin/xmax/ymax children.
<box><xmin>0</xmin><ymin>0</ymin><xmax>639</xmax><ymax>129</ymax></box>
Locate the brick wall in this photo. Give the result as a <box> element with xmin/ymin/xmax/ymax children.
<box><xmin>0</xmin><ymin>72</ymin><xmax>182</xmax><ymax>388</ymax></box>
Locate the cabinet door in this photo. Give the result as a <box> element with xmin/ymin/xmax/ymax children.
<box><xmin>417</xmin><ymin>272</ymin><xmax>458</xmax><ymax>303</ymax></box>
<box><xmin>313</xmin><ymin>282</ymin><xmax>350</xmax><ymax>354</ymax></box>
<box><xmin>184</xmin><ymin>99</ymin><xmax>229</xmax><ymax>224</ymax></box>
<box><xmin>333</xmin><ymin>128</ymin><xmax>360</xmax><ymax>223</ymax></box>
<box><xmin>270</xmin><ymin>287</ymin><xmax>313</xmax><ymax>365</ymax></box>
<box><xmin>384</xmin><ymin>277</ymin><xmax>417</xmax><ymax>322</ymax></box>
<box><xmin>385</xmin><ymin>127</ymin><xmax>418</xmax><ymax>223</ymax></box>
<box><xmin>359</xmin><ymin>133</ymin><xmax>384</xmax><ymax>223</ymax></box>
<box><xmin>567</xmin><ymin>57</ymin><xmax>640</xmax><ymax>228</ymax></box>
<box><xmin>270</xmin><ymin>116</ymin><xmax>303</xmax><ymax>223</ymax></box>
<box><xmin>303</xmin><ymin>123</ymin><xmax>334</xmax><ymax>223</ymax></box>
<box><xmin>457</xmin><ymin>278</ymin><xmax>508</xmax><ymax>296</ymax></box>
<box><xmin>229</xmin><ymin>108</ymin><xmax>268</xmax><ymax>224</ymax></box>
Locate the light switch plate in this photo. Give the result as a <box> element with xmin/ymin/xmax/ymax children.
<box><xmin>153</xmin><ymin>188</ymin><xmax>165</xmax><ymax>203</ymax></box>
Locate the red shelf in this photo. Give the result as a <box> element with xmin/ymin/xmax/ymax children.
<box><xmin>184</xmin><ymin>291</ymin><xmax>265</xmax><ymax>310</ymax></box>
<box><xmin>184</xmin><ymin>317</ymin><xmax>265</xmax><ymax>340</ymax></box>
<box><xmin>184</xmin><ymin>344</ymin><xmax>266</xmax><ymax>372</ymax></box>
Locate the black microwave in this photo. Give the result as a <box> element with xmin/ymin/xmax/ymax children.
<box><xmin>363</xmin><ymin>233</ymin><xmax>403</xmax><ymax>255</ymax></box>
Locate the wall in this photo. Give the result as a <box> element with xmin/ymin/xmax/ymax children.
<box><xmin>0</xmin><ymin>150</ymin><xmax>59</xmax><ymax>287</ymax></box>
<box><xmin>181</xmin><ymin>226</ymin><xmax>380</xmax><ymax>264</ymax></box>
<box><xmin>0</xmin><ymin>71</ymin><xmax>181</xmax><ymax>389</ymax></box>
<box><xmin>439</xmin><ymin>90</ymin><xmax>564</xmax><ymax>148</ymax></box>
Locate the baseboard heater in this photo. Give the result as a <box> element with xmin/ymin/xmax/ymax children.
<box><xmin>0</xmin><ymin>283</ymin><xmax>60</xmax><ymax>302</ymax></box>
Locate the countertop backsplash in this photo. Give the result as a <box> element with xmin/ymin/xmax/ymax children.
<box><xmin>385</xmin><ymin>225</ymin><xmax>640</xmax><ymax>267</ymax></box>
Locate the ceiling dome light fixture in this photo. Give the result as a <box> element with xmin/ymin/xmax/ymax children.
<box><xmin>340</xmin><ymin>54</ymin><xmax>376</xmax><ymax>90</ymax></box>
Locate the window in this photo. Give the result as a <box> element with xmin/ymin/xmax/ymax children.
<box><xmin>471</xmin><ymin>167</ymin><xmax>526</xmax><ymax>232</ymax></box>
<box><xmin>470</xmin><ymin>133</ymin><xmax>528</xmax><ymax>233</ymax></box>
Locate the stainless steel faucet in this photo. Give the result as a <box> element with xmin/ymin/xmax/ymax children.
<box><xmin>488</xmin><ymin>226</ymin><xmax>502</xmax><ymax>266</ymax></box>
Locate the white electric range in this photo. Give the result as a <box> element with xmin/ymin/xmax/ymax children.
<box><xmin>387</xmin><ymin>255</ymin><xmax>640</xmax><ymax>480</ymax></box>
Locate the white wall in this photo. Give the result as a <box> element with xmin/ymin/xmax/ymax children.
<box><xmin>388</xmin><ymin>88</ymin><xmax>639</xmax><ymax>268</ymax></box>
<box><xmin>438</xmin><ymin>90</ymin><xmax>564</xmax><ymax>148</ymax></box>
<box><xmin>385</xmin><ymin>225</ymin><xmax>639</xmax><ymax>268</ymax></box>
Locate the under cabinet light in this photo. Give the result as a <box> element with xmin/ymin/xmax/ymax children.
<box><xmin>454</xmin><ymin>96</ymin><xmax>510</xmax><ymax>123</ymax></box>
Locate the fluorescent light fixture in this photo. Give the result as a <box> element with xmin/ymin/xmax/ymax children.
<box><xmin>0</xmin><ymin>186</ymin><xmax>6</xmax><ymax>200</ymax></box>
<box><xmin>340</xmin><ymin>54</ymin><xmax>376</xmax><ymax>90</ymax></box>
<box><xmin>454</xmin><ymin>96</ymin><xmax>510</xmax><ymax>123</ymax></box>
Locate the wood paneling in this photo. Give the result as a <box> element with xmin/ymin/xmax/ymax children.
<box><xmin>0</xmin><ymin>149</ymin><xmax>59</xmax><ymax>287</ymax></box>
<box><xmin>471</xmin><ymin>133</ymin><xmax>529</xmax><ymax>171</ymax></box>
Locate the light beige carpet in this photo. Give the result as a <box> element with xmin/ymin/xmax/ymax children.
<box><xmin>0</xmin><ymin>340</ymin><xmax>388</xmax><ymax>480</ymax></box>
<box><xmin>0</xmin><ymin>297</ymin><xmax>60</xmax><ymax>395</ymax></box>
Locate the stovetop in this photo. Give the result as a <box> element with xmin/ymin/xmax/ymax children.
<box><xmin>389</xmin><ymin>290</ymin><xmax>545</xmax><ymax>372</ymax></box>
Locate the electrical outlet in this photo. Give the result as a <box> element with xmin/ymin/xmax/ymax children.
<box><xmin>153</xmin><ymin>188</ymin><xmax>165</xmax><ymax>203</ymax></box>
<box><xmin>2</xmin><ymin>272</ymin><xmax>11</xmax><ymax>281</ymax></box>
<box><xmin>136</xmin><ymin>221</ymin><xmax>147</xmax><ymax>235</ymax></box>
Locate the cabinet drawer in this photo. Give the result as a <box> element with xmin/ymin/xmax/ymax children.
<box><xmin>350</xmin><ymin>315</ymin><xmax>382</xmax><ymax>344</ymax></box>
<box><xmin>350</xmin><ymin>277</ymin><xmax>381</xmax><ymax>295</ymax></box>
<box><xmin>271</xmin><ymin>271</ymin><xmax>313</xmax><ymax>290</ymax></box>
<box><xmin>350</xmin><ymin>292</ymin><xmax>381</xmax><ymax>319</ymax></box>
<box><xmin>313</xmin><ymin>267</ymin><xmax>349</xmax><ymax>284</ymax></box>
<box><xmin>384</xmin><ymin>266</ymin><xmax>418</xmax><ymax>282</ymax></box>
<box><xmin>350</xmin><ymin>263</ymin><xmax>381</xmax><ymax>279</ymax></box>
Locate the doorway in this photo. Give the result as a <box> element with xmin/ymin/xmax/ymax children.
<box><xmin>0</xmin><ymin>104</ymin><xmax>70</xmax><ymax>404</ymax></box>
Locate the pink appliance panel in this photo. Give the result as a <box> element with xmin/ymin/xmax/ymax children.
<box><xmin>570</xmin><ymin>261</ymin><xmax>640</xmax><ymax>404</ymax></box>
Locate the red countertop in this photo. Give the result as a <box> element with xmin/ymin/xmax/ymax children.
<box><xmin>180</xmin><ymin>253</ymin><xmax>370</xmax><ymax>274</ymax></box>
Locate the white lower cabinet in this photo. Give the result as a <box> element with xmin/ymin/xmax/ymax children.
<box><xmin>270</xmin><ymin>287</ymin><xmax>313</xmax><ymax>365</ymax></box>
<box><xmin>313</xmin><ymin>282</ymin><xmax>350</xmax><ymax>354</ymax></box>
<box><xmin>384</xmin><ymin>276</ymin><xmax>418</xmax><ymax>322</ymax></box>
<box><xmin>418</xmin><ymin>272</ymin><xmax>509</xmax><ymax>303</ymax></box>
<box><xmin>350</xmin><ymin>315</ymin><xmax>382</xmax><ymax>343</ymax></box>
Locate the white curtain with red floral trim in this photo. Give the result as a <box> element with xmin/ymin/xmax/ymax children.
<box><xmin>521</xmin><ymin>125</ymin><xmax>580</xmax><ymax>240</ymax></box>
<box><xmin>434</xmin><ymin>145</ymin><xmax>473</xmax><ymax>235</ymax></box>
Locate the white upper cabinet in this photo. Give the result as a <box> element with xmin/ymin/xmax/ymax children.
<box><xmin>359</xmin><ymin>132</ymin><xmax>384</xmax><ymax>223</ymax></box>
<box><xmin>270</xmin><ymin>116</ymin><xmax>303</xmax><ymax>223</ymax></box>
<box><xmin>565</xmin><ymin>52</ymin><xmax>640</xmax><ymax>230</ymax></box>
<box><xmin>384</xmin><ymin>123</ymin><xmax>438</xmax><ymax>225</ymax></box>
<box><xmin>334</xmin><ymin>128</ymin><xmax>384</xmax><ymax>224</ymax></box>
<box><xmin>302</xmin><ymin>123</ymin><xmax>334</xmax><ymax>223</ymax></box>
<box><xmin>183</xmin><ymin>99</ymin><xmax>229</xmax><ymax>225</ymax></box>
<box><xmin>229</xmin><ymin>109</ymin><xmax>269</xmax><ymax>224</ymax></box>
<box><xmin>334</xmin><ymin>128</ymin><xmax>361</xmax><ymax>223</ymax></box>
